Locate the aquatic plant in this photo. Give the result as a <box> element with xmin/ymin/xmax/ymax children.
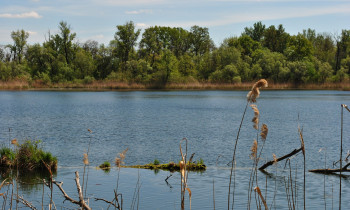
<box><xmin>0</xmin><ymin>140</ymin><xmax>57</xmax><ymax>172</ymax></box>
<box><xmin>99</xmin><ymin>161</ymin><xmax>111</xmax><ymax>169</ymax></box>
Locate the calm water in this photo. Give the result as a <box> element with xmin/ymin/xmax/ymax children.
<box><xmin>0</xmin><ymin>90</ymin><xmax>350</xmax><ymax>209</ymax></box>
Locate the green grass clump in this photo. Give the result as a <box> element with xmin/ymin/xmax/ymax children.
<box><xmin>0</xmin><ymin>140</ymin><xmax>57</xmax><ymax>172</ymax></box>
<box><xmin>153</xmin><ymin>159</ymin><xmax>160</xmax><ymax>165</ymax></box>
<box><xmin>99</xmin><ymin>161</ymin><xmax>111</xmax><ymax>169</ymax></box>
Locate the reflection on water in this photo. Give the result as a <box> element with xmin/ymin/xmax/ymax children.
<box><xmin>0</xmin><ymin>90</ymin><xmax>349</xmax><ymax>208</ymax></box>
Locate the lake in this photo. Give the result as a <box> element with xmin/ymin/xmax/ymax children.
<box><xmin>0</xmin><ymin>90</ymin><xmax>350</xmax><ymax>209</ymax></box>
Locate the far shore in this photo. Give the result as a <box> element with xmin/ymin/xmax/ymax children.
<box><xmin>0</xmin><ymin>80</ymin><xmax>350</xmax><ymax>91</ymax></box>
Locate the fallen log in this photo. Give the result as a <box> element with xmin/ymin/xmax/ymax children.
<box><xmin>259</xmin><ymin>147</ymin><xmax>303</xmax><ymax>171</ymax></box>
<box><xmin>309</xmin><ymin>162</ymin><xmax>350</xmax><ymax>174</ymax></box>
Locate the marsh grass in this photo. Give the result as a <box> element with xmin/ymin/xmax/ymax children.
<box><xmin>0</xmin><ymin>140</ymin><xmax>57</xmax><ymax>172</ymax></box>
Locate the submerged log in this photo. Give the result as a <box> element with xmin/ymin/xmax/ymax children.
<box><xmin>259</xmin><ymin>147</ymin><xmax>303</xmax><ymax>171</ymax></box>
<box><xmin>309</xmin><ymin>162</ymin><xmax>350</xmax><ymax>174</ymax></box>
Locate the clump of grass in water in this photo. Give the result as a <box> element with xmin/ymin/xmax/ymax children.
<box><xmin>99</xmin><ymin>161</ymin><xmax>111</xmax><ymax>169</ymax></box>
<box><xmin>0</xmin><ymin>139</ymin><xmax>57</xmax><ymax>172</ymax></box>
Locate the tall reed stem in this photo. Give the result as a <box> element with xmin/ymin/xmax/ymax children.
<box><xmin>228</xmin><ymin>101</ymin><xmax>248</xmax><ymax>210</ymax></box>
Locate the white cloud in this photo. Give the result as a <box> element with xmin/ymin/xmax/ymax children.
<box><xmin>136</xmin><ymin>23</ymin><xmax>148</xmax><ymax>28</ymax></box>
<box><xmin>27</xmin><ymin>31</ymin><xmax>38</xmax><ymax>35</ymax></box>
<box><xmin>125</xmin><ymin>9</ymin><xmax>153</xmax><ymax>15</ymax></box>
<box><xmin>0</xmin><ymin>11</ymin><xmax>42</xmax><ymax>19</ymax></box>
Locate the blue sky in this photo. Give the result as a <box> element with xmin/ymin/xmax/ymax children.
<box><xmin>1</xmin><ymin>0</ymin><xmax>350</xmax><ymax>46</ymax></box>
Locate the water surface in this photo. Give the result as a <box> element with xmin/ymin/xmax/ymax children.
<box><xmin>0</xmin><ymin>90</ymin><xmax>349</xmax><ymax>209</ymax></box>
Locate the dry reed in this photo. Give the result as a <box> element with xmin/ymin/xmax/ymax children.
<box><xmin>251</xmin><ymin>105</ymin><xmax>260</xmax><ymax>130</ymax></box>
<box><xmin>247</xmin><ymin>79</ymin><xmax>268</xmax><ymax>103</ymax></box>
<box><xmin>260</xmin><ymin>124</ymin><xmax>268</xmax><ymax>141</ymax></box>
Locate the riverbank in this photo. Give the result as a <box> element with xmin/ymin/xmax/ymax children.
<box><xmin>1</xmin><ymin>80</ymin><xmax>350</xmax><ymax>91</ymax></box>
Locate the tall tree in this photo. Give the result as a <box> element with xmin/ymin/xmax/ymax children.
<box><xmin>51</xmin><ymin>21</ymin><xmax>77</xmax><ymax>64</ymax></box>
<box><xmin>263</xmin><ymin>24</ymin><xmax>290</xmax><ymax>53</ymax></box>
<box><xmin>189</xmin><ymin>26</ymin><xmax>212</xmax><ymax>56</ymax></box>
<box><xmin>7</xmin><ymin>29</ymin><xmax>29</xmax><ymax>63</ymax></box>
<box><xmin>114</xmin><ymin>21</ymin><xmax>141</xmax><ymax>70</ymax></box>
<box><xmin>243</xmin><ymin>21</ymin><xmax>266</xmax><ymax>42</ymax></box>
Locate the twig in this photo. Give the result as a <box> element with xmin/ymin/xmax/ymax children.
<box><xmin>95</xmin><ymin>198</ymin><xmax>119</xmax><ymax>209</ymax></box>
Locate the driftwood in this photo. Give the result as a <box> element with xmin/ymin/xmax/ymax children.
<box><xmin>259</xmin><ymin>147</ymin><xmax>303</xmax><ymax>171</ymax></box>
<box><xmin>309</xmin><ymin>162</ymin><xmax>350</xmax><ymax>174</ymax></box>
<box><xmin>53</xmin><ymin>171</ymin><xmax>91</xmax><ymax>210</ymax></box>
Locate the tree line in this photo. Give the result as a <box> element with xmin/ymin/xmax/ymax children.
<box><xmin>0</xmin><ymin>21</ymin><xmax>350</xmax><ymax>87</ymax></box>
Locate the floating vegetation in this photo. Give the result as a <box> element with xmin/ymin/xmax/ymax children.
<box><xmin>124</xmin><ymin>160</ymin><xmax>206</xmax><ymax>172</ymax></box>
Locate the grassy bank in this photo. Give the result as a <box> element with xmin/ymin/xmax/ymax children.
<box><xmin>1</xmin><ymin>79</ymin><xmax>350</xmax><ymax>91</ymax></box>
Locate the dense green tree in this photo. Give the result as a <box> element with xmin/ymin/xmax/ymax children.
<box><xmin>284</xmin><ymin>34</ymin><xmax>313</xmax><ymax>61</ymax></box>
<box><xmin>263</xmin><ymin>24</ymin><xmax>289</xmax><ymax>53</ymax></box>
<box><xmin>7</xmin><ymin>29</ymin><xmax>29</xmax><ymax>63</ymax></box>
<box><xmin>73</xmin><ymin>49</ymin><xmax>96</xmax><ymax>79</ymax></box>
<box><xmin>189</xmin><ymin>26</ymin><xmax>213</xmax><ymax>56</ymax></box>
<box><xmin>114</xmin><ymin>21</ymin><xmax>141</xmax><ymax>70</ymax></box>
<box><xmin>335</xmin><ymin>30</ymin><xmax>350</xmax><ymax>72</ymax></box>
<box><xmin>51</xmin><ymin>21</ymin><xmax>77</xmax><ymax>64</ymax></box>
<box><xmin>243</xmin><ymin>21</ymin><xmax>266</xmax><ymax>42</ymax></box>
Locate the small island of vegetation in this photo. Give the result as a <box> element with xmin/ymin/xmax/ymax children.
<box><xmin>124</xmin><ymin>158</ymin><xmax>206</xmax><ymax>172</ymax></box>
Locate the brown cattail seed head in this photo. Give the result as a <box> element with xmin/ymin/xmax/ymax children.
<box><xmin>250</xmin><ymin>140</ymin><xmax>258</xmax><ymax>159</ymax></box>
<box><xmin>260</xmin><ymin>124</ymin><xmax>268</xmax><ymax>140</ymax></box>
<box><xmin>83</xmin><ymin>153</ymin><xmax>89</xmax><ymax>165</ymax></box>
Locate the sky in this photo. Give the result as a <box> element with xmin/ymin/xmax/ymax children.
<box><xmin>1</xmin><ymin>0</ymin><xmax>350</xmax><ymax>46</ymax></box>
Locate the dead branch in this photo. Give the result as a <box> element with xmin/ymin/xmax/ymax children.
<box><xmin>259</xmin><ymin>147</ymin><xmax>303</xmax><ymax>171</ymax></box>
<box><xmin>309</xmin><ymin>162</ymin><xmax>350</xmax><ymax>174</ymax></box>
<box><xmin>52</xmin><ymin>180</ymin><xmax>80</xmax><ymax>205</ymax></box>
<box><xmin>52</xmin><ymin>171</ymin><xmax>91</xmax><ymax>210</ymax></box>
<box><xmin>16</xmin><ymin>195</ymin><xmax>37</xmax><ymax>210</ymax></box>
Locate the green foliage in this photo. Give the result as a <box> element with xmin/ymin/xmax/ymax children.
<box><xmin>153</xmin><ymin>159</ymin><xmax>160</xmax><ymax>165</ymax></box>
<box><xmin>99</xmin><ymin>161</ymin><xmax>111</xmax><ymax>169</ymax></box>
<box><xmin>0</xmin><ymin>21</ymin><xmax>349</xmax><ymax>86</ymax></box>
<box><xmin>0</xmin><ymin>140</ymin><xmax>57</xmax><ymax>172</ymax></box>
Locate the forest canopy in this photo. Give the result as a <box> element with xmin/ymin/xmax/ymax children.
<box><xmin>1</xmin><ymin>21</ymin><xmax>350</xmax><ymax>88</ymax></box>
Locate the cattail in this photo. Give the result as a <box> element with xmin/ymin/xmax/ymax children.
<box><xmin>260</xmin><ymin>124</ymin><xmax>268</xmax><ymax>140</ymax></box>
<box><xmin>250</xmin><ymin>140</ymin><xmax>258</xmax><ymax>159</ymax></box>
<box><xmin>11</xmin><ymin>139</ymin><xmax>18</xmax><ymax>146</ymax></box>
<box><xmin>115</xmin><ymin>148</ymin><xmax>128</xmax><ymax>168</ymax></box>
<box><xmin>115</xmin><ymin>157</ymin><xmax>121</xmax><ymax>167</ymax></box>
<box><xmin>119</xmin><ymin>148</ymin><xmax>128</xmax><ymax>161</ymax></box>
<box><xmin>251</xmin><ymin>104</ymin><xmax>259</xmax><ymax>130</ymax></box>
<box><xmin>83</xmin><ymin>153</ymin><xmax>89</xmax><ymax>165</ymax></box>
<box><xmin>247</xmin><ymin>79</ymin><xmax>268</xmax><ymax>103</ymax></box>
<box><xmin>273</xmin><ymin>153</ymin><xmax>278</xmax><ymax>165</ymax></box>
